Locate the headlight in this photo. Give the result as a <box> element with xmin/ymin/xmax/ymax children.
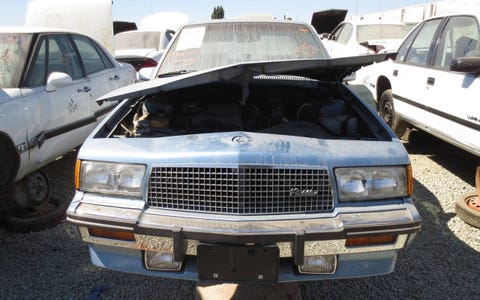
<box><xmin>335</xmin><ymin>166</ymin><xmax>410</xmax><ymax>202</ymax></box>
<box><xmin>78</xmin><ymin>161</ymin><xmax>146</xmax><ymax>198</ymax></box>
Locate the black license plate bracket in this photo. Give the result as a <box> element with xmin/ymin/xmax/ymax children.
<box><xmin>197</xmin><ymin>244</ymin><xmax>279</xmax><ymax>282</ymax></box>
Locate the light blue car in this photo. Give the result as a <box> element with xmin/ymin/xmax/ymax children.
<box><xmin>67</xmin><ymin>20</ymin><xmax>421</xmax><ymax>283</ymax></box>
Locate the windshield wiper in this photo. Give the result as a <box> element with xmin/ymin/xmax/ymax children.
<box><xmin>157</xmin><ymin>69</ymin><xmax>197</xmax><ymax>78</ymax></box>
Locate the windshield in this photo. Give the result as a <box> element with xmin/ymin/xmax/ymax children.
<box><xmin>115</xmin><ymin>31</ymin><xmax>163</xmax><ymax>50</ymax></box>
<box><xmin>0</xmin><ymin>33</ymin><xmax>32</xmax><ymax>88</ymax></box>
<box><xmin>357</xmin><ymin>24</ymin><xmax>412</xmax><ymax>43</ymax></box>
<box><xmin>157</xmin><ymin>22</ymin><xmax>327</xmax><ymax>76</ymax></box>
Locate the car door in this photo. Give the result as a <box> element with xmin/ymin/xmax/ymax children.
<box><xmin>71</xmin><ymin>34</ymin><xmax>122</xmax><ymax>121</ymax></box>
<box><xmin>424</xmin><ymin>15</ymin><xmax>480</xmax><ymax>155</ymax></box>
<box><xmin>23</xmin><ymin>33</ymin><xmax>92</xmax><ymax>170</ymax></box>
<box><xmin>389</xmin><ymin>18</ymin><xmax>444</xmax><ymax>129</ymax></box>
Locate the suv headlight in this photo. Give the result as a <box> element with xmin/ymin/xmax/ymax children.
<box><xmin>77</xmin><ymin>160</ymin><xmax>146</xmax><ymax>198</ymax></box>
<box><xmin>335</xmin><ymin>166</ymin><xmax>411</xmax><ymax>202</ymax></box>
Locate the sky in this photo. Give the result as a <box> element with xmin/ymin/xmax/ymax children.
<box><xmin>0</xmin><ymin>0</ymin><xmax>437</xmax><ymax>27</ymax></box>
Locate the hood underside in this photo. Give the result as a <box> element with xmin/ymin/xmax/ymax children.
<box><xmin>98</xmin><ymin>54</ymin><xmax>392</xmax><ymax>103</ymax></box>
<box><xmin>311</xmin><ymin>9</ymin><xmax>348</xmax><ymax>34</ymax></box>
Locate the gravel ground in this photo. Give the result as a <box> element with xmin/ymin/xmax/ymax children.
<box><xmin>1</xmin><ymin>133</ymin><xmax>479</xmax><ymax>300</ymax></box>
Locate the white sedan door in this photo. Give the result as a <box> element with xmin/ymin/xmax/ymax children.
<box><xmin>26</xmin><ymin>34</ymin><xmax>93</xmax><ymax>170</ymax></box>
<box><xmin>390</xmin><ymin>18</ymin><xmax>443</xmax><ymax>129</ymax></box>
<box><xmin>422</xmin><ymin>15</ymin><xmax>480</xmax><ymax>155</ymax></box>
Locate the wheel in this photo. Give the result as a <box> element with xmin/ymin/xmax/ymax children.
<box><xmin>4</xmin><ymin>196</ymin><xmax>68</xmax><ymax>232</ymax></box>
<box><xmin>378</xmin><ymin>89</ymin><xmax>409</xmax><ymax>140</ymax></box>
<box><xmin>13</xmin><ymin>171</ymin><xmax>51</xmax><ymax>210</ymax></box>
<box><xmin>2</xmin><ymin>171</ymin><xmax>66</xmax><ymax>232</ymax></box>
<box><xmin>455</xmin><ymin>192</ymin><xmax>480</xmax><ymax>229</ymax></box>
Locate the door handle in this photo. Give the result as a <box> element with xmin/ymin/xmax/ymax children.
<box><xmin>427</xmin><ymin>77</ymin><xmax>435</xmax><ymax>85</ymax></box>
<box><xmin>77</xmin><ymin>86</ymin><xmax>91</xmax><ymax>93</ymax></box>
<box><xmin>109</xmin><ymin>75</ymin><xmax>120</xmax><ymax>81</ymax></box>
<box><xmin>393</xmin><ymin>69</ymin><xmax>399</xmax><ymax>76</ymax></box>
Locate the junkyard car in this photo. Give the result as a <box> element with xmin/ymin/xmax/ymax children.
<box><xmin>67</xmin><ymin>20</ymin><xmax>421</xmax><ymax>283</ymax></box>
<box><xmin>363</xmin><ymin>13</ymin><xmax>480</xmax><ymax>228</ymax></box>
<box><xmin>312</xmin><ymin>10</ymin><xmax>411</xmax><ymax>58</ymax></box>
<box><xmin>0</xmin><ymin>28</ymin><xmax>136</xmax><ymax>231</ymax></box>
<box><xmin>114</xmin><ymin>29</ymin><xmax>175</xmax><ymax>78</ymax></box>
<box><xmin>364</xmin><ymin>13</ymin><xmax>480</xmax><ymax>155</ymax></box>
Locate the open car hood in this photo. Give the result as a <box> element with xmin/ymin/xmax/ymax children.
<box><xmin>98</xmin><ymin>54</ymin><xmax>392</xmax><ymax>103</ymax></box>
<box><xmin>310</xmin><ymin>9</ymin><xmax>348</xmax><ymax>34</ymax></box>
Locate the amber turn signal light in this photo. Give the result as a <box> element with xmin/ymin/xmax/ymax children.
<box><xmin>346</xmin><ymin>235</ymin><xmax>397</xmax><ymax>247</ymax></box>
<box><xmin>88</xmin><ymin>227</ymin><xmax>135</xmax><ymax>241</ymax></box>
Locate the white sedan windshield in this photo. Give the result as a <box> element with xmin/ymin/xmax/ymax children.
<box><xmin>0</xmin><ymin>33</ymin><xmax>32</xmax><ymax>88</ymax></box>
<box><xmin>157</xmin><ymin>22</ymin><xmax>326</xmax><ymax>76</ymax></box>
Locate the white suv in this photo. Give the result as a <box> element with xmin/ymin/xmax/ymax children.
<box><xmin>364</xmin><ymin>13</ymin><xmax>480</xmax><ymax>157</ymax></box>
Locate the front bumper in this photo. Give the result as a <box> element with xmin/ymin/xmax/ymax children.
<box><xmin>67</xmin><ymin>192</ymin><xmax>421</xmax><ymax>282</ymax></box>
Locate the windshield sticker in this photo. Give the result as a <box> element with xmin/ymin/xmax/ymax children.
<box><xmin>176</xmin><ymin>27</ymin><xmax>206</xmax><ymax>51</ymax></box>
<box><xmin>296</xmin><ymin>43</ymin><xmax>319</xmax><ymax>58</ymax></box>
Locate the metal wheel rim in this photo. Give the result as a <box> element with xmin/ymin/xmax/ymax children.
<box><xmin>25</xmin><ymin>172</ymin><xmax>49</xmax><ymax>207</ymax></box>
<box><xmin>466</xmin><ymin>194</ymin><xmax>480</xmax><ymax>212</ymax></box>
<box><xmin>381</xmin><ymin>101</ymin><xmax>394</xmax><ymax>127</ymax></box>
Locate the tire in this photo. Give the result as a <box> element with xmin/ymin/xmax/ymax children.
<box><xmin>3</xmin><ymin>196</ymin><xmax>68</xmax><ymax>232</ymax></box>
<box><xmin>455</xmin><ymin>192</ymin><xmax>480</xmax><ymax>229</ymax></box>
<box><xmin>2</xmin><ymin>171</ymin><xmax>66</xmax><ymax>232</ymax></box>
<box><xmin>378</xmin><ymin>89</ymin><xmax>409</xmax><ymax>140</ymax></box>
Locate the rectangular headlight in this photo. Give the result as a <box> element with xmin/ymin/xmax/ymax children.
<box><xmin>335</xmin><ymin>166</ymin><xmax>408</xmax><ymax>202</ymax></box>
<box><xmin>79</xmin><ymin>161</ymin><xmax>146</xmax><ymax>198</ymax></box>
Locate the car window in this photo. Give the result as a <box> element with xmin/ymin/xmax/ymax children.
<box><xmin>73</xmin><ymin>35</ymin><xmax>108</xmax><ymax>75</ymax></box>
<box><xmin>404</xmin><ymin>19</ymin><xmax>442</xmax><ymax>65</ymax></box>
<box><xmin>47</xmin><ymin>34</ymin><xmax>83</xmax><ymax>80</ymax></box>
<box><xmin>158</xmin><ymin>22</ymin><xmax>326</xmax><ymax>76</ymax></box>
<box><xmin>434</xmin><ymin>16</ymin><xmax>480</xmax><ymax>68</ymax></box>
<box><xmin>336</xmin><ymin>23</ymin><xmax>353</xmax><ymax>44</ymax></box>
<box><xmin>330</xmin><ymin>24</ymin><xmax>345</xmax><ymax>41</ymax></box>
<box><xmin>25</xmin><ymin>37</ymin><xmax>47</xmax><ymax>87</ymax></box>
<box><xmin>0</xmin><ymin>33</ymin><xmax>32</xmax><ymax>88</ymax></box>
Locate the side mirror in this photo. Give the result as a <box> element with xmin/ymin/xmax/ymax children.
<box><xmin>45</xmin><ymin>72</ymin><xmax>72</xmax><ymax>92</ymax></box>
<box><xmin>450</xmin><ymin>57</ymin><xmax>480</xmax><ymax>73</ymax></box>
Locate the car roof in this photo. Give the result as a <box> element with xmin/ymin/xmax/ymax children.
<box><xmin>0</xmin><ymin>26</ymin><xmax>83</xmax><ymax>35</ymax></box>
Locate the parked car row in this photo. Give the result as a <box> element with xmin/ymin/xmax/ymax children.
<box><xmin>0</xmin><ymin>28</ymin><xmax>136</xmax><ymax>231</ymax></box>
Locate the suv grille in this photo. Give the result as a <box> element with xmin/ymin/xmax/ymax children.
<box><xmin>147</xmin><ymin>166</ymin><xmax>333</xmax><ymax>215</ymax></box>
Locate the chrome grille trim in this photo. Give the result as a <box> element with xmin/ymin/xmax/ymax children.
<box><xmin>147</xmin><ymin>166</ymin><xmax>333</xmax><ymax>215</ymax></box>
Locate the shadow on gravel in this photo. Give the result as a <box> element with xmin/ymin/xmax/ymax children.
<box><xmin>405</xmin><ymin>130</ymin><xmax>478</xmax><ymax>186</ymax></box>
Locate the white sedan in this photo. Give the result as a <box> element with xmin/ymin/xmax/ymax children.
<box><xmin>0</xmin><ymin>27</ymin><xmax>136</xmax><ymax>231</ymax></box>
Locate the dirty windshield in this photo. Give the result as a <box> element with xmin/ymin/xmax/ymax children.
<box><xmin>0</xmin><ymin>33</ymin><xmax>32</xmax><ymax>88</ymax></box>
<box><xmin>157</xmin><ymin>22</ymin><xmax>327</xmax><ymax>76</ymax></box>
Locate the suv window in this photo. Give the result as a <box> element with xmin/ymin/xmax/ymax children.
<box><xmin>434</xmin><ymin>16</ymin><xmax>480</xmax><ymax>68</ymax></box>
<box><xmin>404</xmin><ymin>19</ymin><xmax>442</xmax><ymax>65</ymax></box>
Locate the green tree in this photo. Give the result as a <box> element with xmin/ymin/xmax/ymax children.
<box><xmin>211</xmin><ymin>5</ymin><xmax>225</xmax><ymax>19</ymax></box>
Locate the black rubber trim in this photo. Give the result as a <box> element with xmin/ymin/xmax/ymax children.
<box><xmin>393</xmin><ymin>93</ymin><xmax>480</xmax><ymax>132</ymax></box>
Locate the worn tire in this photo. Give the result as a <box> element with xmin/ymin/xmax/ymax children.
<box><xmin>455</xmin><ymin>192</ymin><xmax>480</xmax><ymax>229</ymax></box>
<box><xmin>378</xmin><ymin>89</ymin><xmax>409</xmax><ymax>140</ymax></box>
<box><xmin>3</xmin><ymin>196</ymin><xmax>68</xmax><ymax>233</ymax></box>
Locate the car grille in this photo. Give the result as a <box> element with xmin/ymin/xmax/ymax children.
<box><xmin>147</xmin><ymin>166</ymin><xmax>334</xmax><ymax>215</ymax></box>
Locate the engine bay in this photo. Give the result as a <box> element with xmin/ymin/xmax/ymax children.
<box><xmin>106</xmin><ymin>79</ymin><xmax>379</xmax><ymax>140</ymax></box>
